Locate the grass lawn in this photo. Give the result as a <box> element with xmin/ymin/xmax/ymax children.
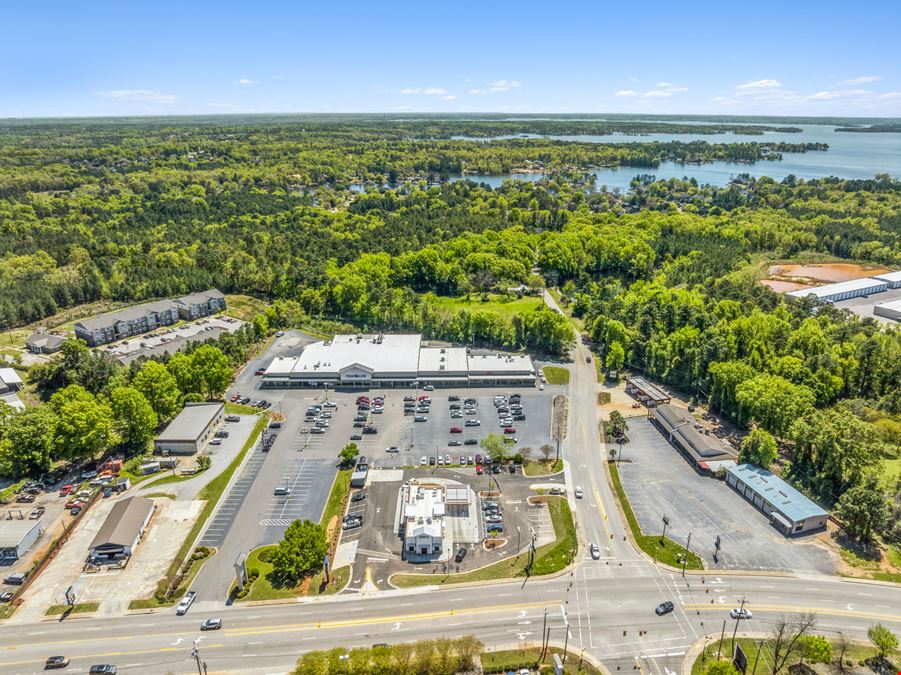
<box><xmin>225</xmin><ymin>294</ymin><xmax>269</xmax><ymax>322</ymax></box>
<box><xmin>144</xmin><ymin>492</ymin><xmax>176</xmax><ymax>499</ymax></box>
<box><xmin>427</xmin><ymin>292</ymin><xmax>543</xmax><ymax>317</ymax></box>
<box><xmin>142</xmin><ymin>470</ymin><xmax>207</xmax><ymax>488</ymax></box>
<box><xmin>523</xmin><ymin>458</ymin><xmax>563</xmax><ymax>476</ymax></box>
<box><xmin>236</xmin><ymin>544</ymin><xmax>350</xmax><ymax>601</ymax></box>
<box><xmin>321</xmin><ymin>469</ymin><xmax>352</xmax><ymax>529</ymax></box>
<box><xmin>609</xmin><ymin>464</ymin><xmax>703</xmax><ymax>570</ymax></box>
<box><xmin>0</xmin><ymin>479</ymin><xmax>26</xmax><ymax>503</ymax></box>
<box><xmin>839</xmin><ymin>539</ymin><xmax>901</xmax><ymax>584</ymax></box>
<box><xmin>482</xmin><ymin>646</ymin><xmax>602</xmax><ymax>675</ymax></box>
<box><xmin>128</xmin><ymin>415</ymin><xmax>268</xmax><ymax>609</ymax></box>
<box><xmin>0</xmin><ymin>604</ymin><xmax>17</xmax><ymax>621</ymax></box>
<box><xmin>224</xmin><ymin>402</ymin><xmax>261</xmax><ymax>416</ymax></box>
<box><xmin>45</xmin><ymin>602</ymin><xmax>99</xmax><ymax>616</ymax></box>
<box><xmin>691</xmin><ymin>636</ymin><xmax>896</xmax><ymax>675</ymax></box>
<box><xmin>542</xmin><ymin>366</ymin><xmax>570</xmax><ymax>385</ymax></box>
<box><xmin>392</xmin><ymin>496</ymin><xmax>576</xmax><ymax>588</ymax></box>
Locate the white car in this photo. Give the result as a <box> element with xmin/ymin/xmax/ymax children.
<box><xmin>574</xmin><ymin>486</ymin><xmax>584</xmax><ymax>499</ymax></box>
<box><xmin>539</xmin><ymin>384</ymin><xmax>545</xmax><ymax>390</ymax></box>
<box><xmin>386</xmin><ymin>446</ymin><xmax>399</xmax><ymax>453</ymax></box>
<box><xmin>175</xmin><ymin>591</ymin><xmax>196</xmax><ymax>615</ymax></box>
<box><xmin>730</xmin><ymin>608</ymin><xmax>753</xmax><ymax>620</ymax></box>
<box><xmin>590</xmin><ymin>543</ymin><xmax>600</xmax><ymax>559</ymax></box>
<box><xmin>420</xmin><ymin>456</ymin><xmax>428</xmax><ymax>466</ymax></box>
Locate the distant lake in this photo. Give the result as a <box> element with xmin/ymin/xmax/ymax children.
<box><xmin>445</xmin><ymin>125</ymin><xmax>901</xmax><ymax>190</ymax></box>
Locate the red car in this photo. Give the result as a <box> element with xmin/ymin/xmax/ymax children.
<box><xmin>64</xmin><ymin>499</ymin><xmax>85</xmax><ymax>510</ymax></box>
<box><xmin>230</xmin><ymin>393</ymin><xmax>241</xmax><ymax>402</ymax></box>
<box><xmin>476</xmin><ymin>465</ymin><xmax>483</xmax><ymax>475</ymax></box>
<box><xmin>59</xmin><ymin>484</ymin><xmax>73</xmax><ymax>497</ymax></box>
<box><xmin>417</xmin><ymin>395</ymin><xmax>430</xmax><ymax>401</ymax></box>
<box><xmin>503</xmin><ymin>427</ymin><xmax>516</xmax><ymax>434</ymax></box>
<box><xmin>254</xmin><ymin>368</ymin><xmax>266</xmax><ymax>376</ymax></box>
<box><xmin>450</xmin><ymin>427</ymin><xmax>463</xmax><ymax>433</ymax></box>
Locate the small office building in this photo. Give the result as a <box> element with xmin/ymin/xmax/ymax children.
<box><xmin>154</xmin><ymin>402</ymin><xmax>224</xmax><ymax>455</ymax></box>
<box><xmin>89</xmin><ymin>496</ymin><xmax>155</xmax><ymax>562</ymax></box>
<box><xmin>0</xmin><ymin>520</ymin><xmax>44</xmax><ymax>562</ymax></box>
<box><xmin>726</xmin><ymin>464</ymin><xmax>828</xmax><ymax>536</ymax></box>
<box><xmin>626</xmin><ymin>376</ymin><xmax>671</xmax><ymax>407</ymax></box>
<box><xmin>25</xmin><ymin>329</ymin><xmax>66</xmax><ymax>354</ymax></box>
<box><xmin>651</xmin><ymin>404</ymin><xmax>738</xmax><ymax>472</ymax></box>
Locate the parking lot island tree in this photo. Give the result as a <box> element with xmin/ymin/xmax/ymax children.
<box><xmin>338</xmin><ymin>442</ymin><xmax>360</xmax><ymax>468</ymax></box>
<box><xmin>270</xmin><ymin>519</ymin><xmax>329</xmax><ymax>586</ymax></box>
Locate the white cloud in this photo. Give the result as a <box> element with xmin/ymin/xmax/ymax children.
<box><xmin>468</xmin><ymin>88</ymin><xmax>487</xmax><ymax>95</ymax></box>
<box><xmin>234</xmin><ymin>78</ymin><xmax>258</xmax><ymax>85</ymax></box>
<box><xmin>838</xmin><ymin>75</ymin><xmax>880</xmax><ymax>86</ymax></box>
<box><xmin>615</xmin><ymin>82</ymin><xmax>687</xmax><ymax>99</ymax></box>
<box><xmin>734</xmin><ymin>79</ymin><xmax>782</xmax><ymax>93</ymax></box>
<box><xmin>643</xmin><ymin>90</ymin><xmax>673</xmax><ymax>98</ymax></box>
<box><xmin>614</xmin><ymin>89</ymin><xmax>640</xmax><ymax>97</ymax></box>
<box><xmin>879</xmin><ymin>92</ymin><xmax>901</xmax><ymax>99</ymax></box>
<box><xmin>808</xmin><ymin>91</ymin><xmax>842</xmax><ymax>100</ymax></box>
<box><xmin>489</xmin><ymin>79</ymin><xmax>522</xmax><ymax>92</ymax></box>
<box><xmin>95</xmin><ymin>89</ymin><xmax>178</xmax><ymax>104</ymax></box>
<box><xmin>656</xmin><ymin>81</ymin><xmax>674</xmax><ymax>88</ymax></box>
<box><xmin>399</xmin><ymin>86</ymin><xmax>449</xmax><ymax>96</ymax></box>
<box><xmin>439</xmin><ymin>95</ymin><xmax>457</xmax><ymax>101</ymax></box>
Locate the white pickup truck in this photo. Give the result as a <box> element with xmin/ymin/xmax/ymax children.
<box><xmin>175</xmin><ymin>591</ymin><xmax>196</xmax><ymax>615</ymax></box>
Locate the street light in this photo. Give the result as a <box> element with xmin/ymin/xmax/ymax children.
<box><xmin>662</xmin><ymin>514</ymin><xmax>669</xmax><ymax>542</ymax></box>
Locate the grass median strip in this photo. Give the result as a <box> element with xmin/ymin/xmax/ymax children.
<box><xmin>45</xmin><ymin>602</ymin><xmax>100</xmax><ymax>616</ymax></box>
<box><xmin>128</xmin><ymin>415</ymin><xmax>269</xmax><ymax>609</ymax></box>
<box><xmin>523</xmin><ymin>458</ymin><xmax>563</xmax><ymax>476</ymax></box>
<box><xmin>482</xmin><ymin>646</ymin><xmax>602</xmax><ymax>674</ymax></box>
<box><xmin>609</xmin><ymin>463</ymin><xmax>702</xmax><ymax>569</ymax></box>
<box><xmin>392</xmin><ymin>496</ymin><xmax>576</xmax><ymax>588</ymax></box>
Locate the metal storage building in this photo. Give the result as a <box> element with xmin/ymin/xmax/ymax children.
<box><xmin>725</xmin><ymin>464</ymin><xmax>828</xmax><ymax>536</ymax></box>
<box><xmin>625</xmin><ymin>376</ymin><xmax>671</xmax><ymax>407</ymax></box>
<box><xmin>88</xmin><ymin>496</ymin><xmax>155</xmax><ymax>562</ymax></box>
<box><xmin>651</xmin><ymin>404</ymin><xmax>737</xmax><ymax>472</ymax></box>
<box><xmin>0</xmin><ymin>520</ymin><xmax>44</xmax><ymax>562</ymax></box>
<box><xmin>786</xmin><ymin>277</ymin><xmax>888</xmax><ymax>303</ymax></box>
<box><xmin>873</xmin><ymin>271</ymin><xmax>901</xmax><ymax>289</ymax></box>
<box><xmin>874</xmin><ymin>298</ymin><xmax>901</xmax><ymax>322</ymax></box>
<box><xmin>154</xmin><ymin>402</ymin><xmax>224</xmax><ymax>455</ymax></box>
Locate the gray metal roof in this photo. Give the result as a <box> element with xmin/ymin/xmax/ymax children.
<box><xmin>728</xmin><ymin>464</ymin><xmax>828</xmax><ymax>522</ymax></box>
<box><xmin>89</xmin><ymin>496</ymin><xmax>155</xmax><ymax>550</ymax></box>
<box><xmin>174</xmin><ymin>288</ymin><xmax>225</xmax><ymax>307</ymax></box>
<box><xmin>654</xmin><ymin>404</ymin><xmax>737</xmax><ymax>464</ymax></box>
<box><xmin>156</xmin><ymin>403</ymin><xmax>223</xmax><ymax>442</ymax></box>
<box><xmin>75</xmin><ymin>299</ymin><xmax>178</xmax><ymax>332</ymax></box>
<box><xmin>0</xmin><ymin>519</ymin><xmax>42</xmax><ymax>549</ymax></box>
<box><xmin>25</xmin><ymin>332</ymin><xmax>67</xmax><ymax>349</ymax></box>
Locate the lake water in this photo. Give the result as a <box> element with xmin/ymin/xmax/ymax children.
<box><xmin>445</xmin><ymin>125</ymin><xmax>901</xmax><ymax>190</ymax></box>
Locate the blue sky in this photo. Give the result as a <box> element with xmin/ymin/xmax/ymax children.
<box><xmin>3</xmin><ymin>0</ymin><xmax>900</xmax><ymax>118</ymax></box>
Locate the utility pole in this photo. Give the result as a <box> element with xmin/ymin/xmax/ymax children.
<box><xmin>717</xmin><ymin>618</ymin><xmax>727</xmax><ymax>659</ymax></box>
<box><xmin>682</xmin><ymin>532</ymin><xmax>692</xmax><ymax>576</ymax></box>
<box><xmin>561</xmin><ymin>604</ymin><xmax>570</xmax><ymax>664</ymax></box>
<box><xmin>751</xmin><ymin>640</ymin><xmax>764</xmax><ymax>675</ymax></box>
<box><xmin>191</xmin><ymin>640</ymin><xmax>202</xmax><ymax>675</ymax></box>
<box><xmin>541</xmin><ymin>607</ymin><xmax>548</xmax><ymax>658</ymax></box>
<box><xmin>662</xmin><ymin>514</ymin><xmax>669</xmax><ymax>542</ymax></box>
<box><xmin>731</xmin><ymin>597</ymin><xmax>747</xmax><ymax>656</ymax></box>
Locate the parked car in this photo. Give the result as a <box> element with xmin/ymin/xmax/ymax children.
<box><xmin>386</xmin><ymin>446</ymin><xmax>399</xmax><ymax>453</ymax></box>
<box><xmin>445</xmin><ymin>454</ymin><xmax>451</xmax><ymax>464</ymax></box>
<box><xmin>486</xmin><ymin>523</ymin><xmax>504</xmax><ymax>533</ymax></box>
<box><xmin>655</xmin><ymin>601</ymin><xmax>675</xmax><ymax>616</ymax></box>
<box><xmin>475</xmin><ymin>465</ymin><xmax>483</xmax><ymax>475</ymax></box>
<box><xmin>15</xmin><ymin>494</ymin><xmax>36</xmax><ymax>503</ymax></box>
<box><xmin>176</xmin><ymin>591</ymin><xmax>197</xmax><ymax>615</ymax></box>
<box><xmin>29</xmin><ymin>507</ymin><xmax>45</xmax><ymax>519</ymax></box>
<box><xmin>422</xmin><ymin>385</ymin><xmax>434</xmax><ymax>391</ymax></box>
<box><xmin>455</xmin><ymin>547</ymin><xmax>467</xmax><ymax>562</ymax></box>
<box><xmin>414</xmin><ymin>416</ymin><xmax>427</xmax><ymax>422</ymax></box>
<box><xmin>255</xmin><ymin>368</ymin><xmax>266</xmax><ymax>375</ymax></box>
<box><xmin>59</xmin><ymin>484</ymin><xmax>73</xmax><ymax>496</ymax></box>
<box><xmin>350</xmin><ymin>434</ymin><xmax>363</xmax><ymax>441</ymax></box>
<box><xmin>464</xmin><ymin>438</ymin><xmax>478</xmax><ymax>445</ymax></box>
<box><xmin>210</xmin><ymin>439</ymin><xmax>222</xmax><ymax>446</ymax></box>
<box><xmin>465</xmin><ymin>419</ymin><xmax>480</xmax><ymax>427</ymax></box>
<box><xmin>311</xmin><ymin>428</ymin><xmax>325</xmax><ymax>434</ymax></box>
<box><xmin>450</xmin><ymin>427</ymin><xmax>463</xmax><ymax>433</ymax></box>
<box><xmin>485</xmin><ymin>514</ymin><xmax>503</xmax><ymax>523</ymax></box>
<box><xmin>351</xmin><ymin>491</ymin><xmax>366</xmax><ymax>502</ymax></box>
<box><xmin>215</xmin><ymin>430</ymin><xmax>229</xmax><ymax>438</ymax></box>
<box><xmin>448</xmin><ymin>440</ymin><xmax>462</xmax><ymax>446</ymax></box>
<box><xmin>429</xmin><ymin>456</ymin><xmax>436</xmax><ymax>466</ymax></box>
<box><xmin>0</xmin><ymin>591</ymin><xmax>14</xmax><ymax>602</ymax></box>
<box><xmin>200</xmin><ymin>618</ymin><xmax>223</xmax><ymax>631</ymax></box>
<box><xmin>269</xmin><ymin>422</ymin><xmax>282</xmax><ymax>429</ymax></box>
<box><xmin>273</xmin><ymin>486</ymin><xmax>291</xmax><ymax>496</ymax></box>
<box><xmin>362</xmin><ymin>426</ymin><xmax>377</xmax><ymax>434</ymax></box>
<box><xmin>420</xmin><ymin>456</ymin><xmax>428</xmax><ymax>466</ymax></box>
<box><xmin>64</xmin><ymin>499</ymin><xmax>85</xmax><ymax>509</ymax></box>
<box><xmin>503</xmin><ymin>427</ymin><xmax>516</xmax><ymax>434</ymax></box>
<box><xmin>70</xmin><ymin>506</ymin><xmax>83</xmax><ymax>516</ymax></box>
<box><xmin>343</xmin><ymin>517</ymin><xmax>363</xmax><ymax>530</ymax></box>
<box><xmin>4</xmin><ymin>572</ymin><xmax>27</xmax><ymax>585</ymax></box>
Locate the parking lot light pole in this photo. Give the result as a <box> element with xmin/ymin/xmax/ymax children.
<box><xmin>662</xmin><ymin>514</ymin><xmax>669</xmax><ymax>542</ymax></box>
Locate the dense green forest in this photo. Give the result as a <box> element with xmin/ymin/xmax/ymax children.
<box><xmin>0</xmin><ymin>116</ymin><xmax>899</xmax><ymax>546</ymax></box>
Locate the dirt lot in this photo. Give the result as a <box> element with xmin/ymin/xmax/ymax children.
<box><xmin>10</xmin><ymin>496</ymin><xmax>201</xmax><ymax>622</ymax></box>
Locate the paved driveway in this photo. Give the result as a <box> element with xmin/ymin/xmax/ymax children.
<box><xmin>617</xmin><ymin>418</ymin><xmax>837</xmax><ymax>573</ymax></box>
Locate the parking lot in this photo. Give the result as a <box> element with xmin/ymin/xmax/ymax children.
<box><xmin>617</xmin><ymin>418</ymin><xmax>837</xmax><ymax>573</ymax></box>
<box><xmin>104</xmin><ymin>315</ymin><xmax>245</xmax><ymax>364</ymax></box>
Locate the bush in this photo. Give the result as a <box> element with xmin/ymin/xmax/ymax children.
<box><xmin>257</xmin><ymin>547</ymin><xmax>274</xmax><ymax>564</ymax></box>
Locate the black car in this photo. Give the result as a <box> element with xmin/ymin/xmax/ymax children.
<box><xmin>351</xmin><ymin>491</ymin><xmax>366</xmax><ymax>502</ymax></box>
<box><xmin>449</xmin><ymin>395</ymin><xmax>460</xmax><ymax>401</ymax></box>
<box><xmin>508</xmin><ymin>464</ymin><xmax>516</xmax><ymax>474</ymax></box>
<box><xmin>44</xmin><ymin>656</ymin><xmax>70</xmax><ymax>669</ymax></box>
<box><xmin>429</xmin><ymin>456</ymin><xmax>436</xmax><ymax>465</ymax></box>
<box><xmin>655</xmin><ymin>601</ymin><xmax>675</xmax><ymax>616</ymax></box>
<box><xmin>350</xmin><ymin>434</ymin><xmax>363</xmax><ymax>441</ymax></box>
<box><xmin>362</xmin><ymin>426</ymin><xmax>377</xmax><ymax>434</ymax></box>
<box><xmin>403</xmin><ymin>396</ymin><xmax>415</xmax><ymax>402</ymax></box>
<box><xmin>454</xmin><ymin>547</ymin><xmax>467</xmax><ymax>562</ymax></box>
<box><xmin>464</xmin><ymin>438</ymin><xmax>478</xmax><ymax>445</ymax></box>
<box><xmin>89</xmin><ymin>666</ymin><xmax>117</xmax><ymax>675</ymax></box>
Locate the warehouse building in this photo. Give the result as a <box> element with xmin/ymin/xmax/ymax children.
<box><xmin>0</xmin><ymin>520</ymin><xmax>44</xmax><ymax>562</ymax></box>
<box><xmin>874</xmin><ymin>298</ymin><xmax>901</xmax><ymax>322</ymax></box>
<box><xmin>726</xmin><ymin>464</ymin><xmax>828</xmax><ymax>536</ymax></box>
<box><xmin>154</xmin><ymin>402</ymin><xmax>224</xmax><ymax>455</ymax></box>
<box><xmin>651</xmin><ymin>403</ymin><xmax>737</xmax><ymax>472</ymax></box>
<box><xmin>88</xmin><ymin>496</ymin><xmax>155</xmax><ymax>562</ymax></box>
<box><xmin>260</xmin><ymin>334</ymin><xmax>536</xmax><ymax>388</ymax></box>
<box><xmin>786</xmin><ymin>277</ymin><xmax>888</xmax><ymax>303</ymax></box>
<box><xmin>625</xmin><ymin>376</ymin><xmax>672</xmax><ymax>407</ymax></box>
<box><xmin>873</xmin><ymin>271</ymin><xmax>901</xmax><ymax>289</ymax></box>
